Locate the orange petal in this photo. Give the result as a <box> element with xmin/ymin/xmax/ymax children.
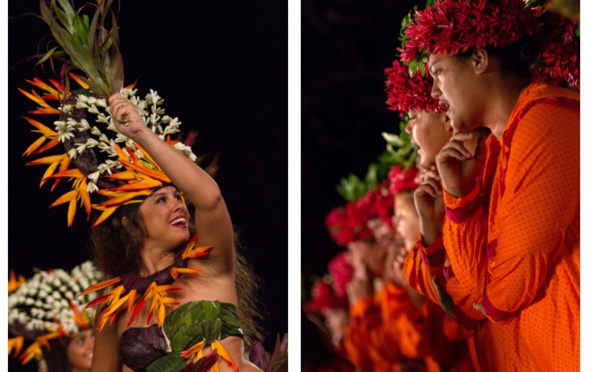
<box><xmin>79</xmin><ymin>277</ymin><xmax>122</xmax><ymax>296</ymax></box>
<box><xmin>68</xmin><ymin>73</ymin><xmax>90</xmax><ymax>89</ymax></box>
<box><xmin>128</xmin><ymin>297</ymin><xmax>147</xmax><ymax>327</ymax></box>
<box><xmin>170</xmin><ymin>267</ymin><xmax>202</xmax><ymax>279</ymax></box>
<box><xmin>91</xmin><ymin>206</ymin><xmax>120</xmax><ymax>228</ymax></box>
<box><xmin>8</xmin><ymin>336</ymin><xmax>24</xmax><ymax>357</ymax></box>
<box><xmin>212</xmin><ymin>340</ymin><xmax>239</xmax><ymax>372</ymax></box>
<box><xmin>23</xmin><ymin>137</ymin><xmax>47</xmax><ymax>157</ymax></box>
<box><xmin>50</xmin><ymin>190</ymin><xmax>78</xmax><ymax>207</ymax></box>
<box><xmin>183</xmin><ymin>246</ymin><xmax>213</xmax><ymax>260</ymax></box>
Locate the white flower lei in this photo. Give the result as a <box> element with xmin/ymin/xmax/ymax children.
<box><xmin>55</xmin><ymin>88</ymin><xmax>197</xmax><ymax>194</ymax></box>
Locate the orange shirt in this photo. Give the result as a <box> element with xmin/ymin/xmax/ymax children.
<box><xmin>403</xmin><ymin>238</ymin><xmax>481</xmax><ymax>372</ymax></box>
<box><xmin>441</xmin><ymin>83</ymin><xmax>580</xmax><ymax>371</ymax></box>
<box><xmin>344</xmin><ymin>288</ymin><xmax>402</xmax><ymax>372</ymax></box>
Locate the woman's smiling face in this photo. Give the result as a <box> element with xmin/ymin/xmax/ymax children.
<box><xmin>67</xmin><ymin>329</ymin><xmax>95</xmax><ymax>371</ymax></box>
<box><xmin>139</xmin><ymin>186</ymin><xmax>191</xmax><ymax>249</ymax></box>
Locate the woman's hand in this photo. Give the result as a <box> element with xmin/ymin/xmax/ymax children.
<box><xmin>108</xmin><ymin>93</ymin><xmax>148</xmax><ymax>140</ymax></box>
<box><xmin>414</xmin><ymin>167</ymin><xmax>445</xmax><ymax>246</ymax></box>
<box><xmin>435</xmin><ymin>131</ymin><xmax>486</xmax><ymax>198</ymax></box>
<box><xmin>346</xmin><ymin>261</ymin><xmax>374</xmax><ymax>305</ymax></box>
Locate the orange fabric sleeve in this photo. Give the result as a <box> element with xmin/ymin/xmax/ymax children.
<box><xmin>344</xmin><ymin>292</ymin><xmax>403</xmax><ymax>372</ymax></box>
<box><xmin>441</xmin><ymin>136</ymin><xmax>502</xmax><ymax>326</ymax></box>
<box><xmin>403</xmin><ymin>236</ymin><xmax>444</xmax><ymax>304</ymax></box>
<box><xmin>481</xmin><ymin>100</ymin><xmax>579</xmax><ymax>321</ymax></box>
<box><xmin>442</xmin><ymin>185</ymin><xmax>488</xmax><ymax>301</ymax></box>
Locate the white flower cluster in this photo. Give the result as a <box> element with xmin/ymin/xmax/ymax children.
<box><xmin>55</xmin><ymin>88</ymin><xmax>197</xmax><ymax>194</ymax></box>
<box><xmin>8</xmin><ymin>261</ymin><xmax>103</xmax><ymax>336</ymax></box>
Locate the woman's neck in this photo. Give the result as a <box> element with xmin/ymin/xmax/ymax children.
<box><xmin>486</xmin><ymin>77</ymin><xmax>530</xmax><ymax>138</ymax></box>
<box><xmin>139</xmin><ymin>246</ymin><xmax>176</xmax><ymax>276</ymax></box>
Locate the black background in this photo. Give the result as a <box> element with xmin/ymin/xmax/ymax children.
<box><xmin>8</xmin><ymin>1</ymin><xmax>287</xmax><ymax>370</ymax></box>
<box><xmin>301</xmin><ymin>0</ymin><xmax>423</xmax><ymax>286</ymax></box>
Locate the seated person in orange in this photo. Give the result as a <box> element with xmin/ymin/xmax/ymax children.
<box><xmin>402</xmin><ymin>0</ymin><xmax>580</xmax><ymax>370</ymax></box>
<box><xmin>303</xmin><ymin>252</ymin><xmax>352</xmax><ymax>350</ymax></box>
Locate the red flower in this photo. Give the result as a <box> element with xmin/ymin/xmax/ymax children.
<box><xmin>373</xmin><ymin>182</ymin><xmax>395</xmax><ymax>227</ymax></box>
<box><xmin>403</xmin><ymin>0</ymin><xmax>541</xmax><ymax>60</ymax></box>
<box><xmin>325</xmin><ymin>203</ymin><xmax>373</xmax><ymax>247</ymax></box>
<box><xmin>303</xmin><ymin>279</ymin><xmax>347</xmax><ymax>312</ymax></box>
<box><xmin>384</xmin><ymin>59</ymin><xmax>444</xmax><ymax>116</ymax></box>
<box><xmin>533</xmin><ymin>14</ymin><xmax>579</xmax><ymax>89</ymax></box>
<box><xmin>388</xmin><ymin>165</ymin><xmax>419</xmax><ymax>195</ymax></box>
<box><xmin>328</xmin><ymin>252</ymin><xmax>353</xmax><ymax>299</ymax></box>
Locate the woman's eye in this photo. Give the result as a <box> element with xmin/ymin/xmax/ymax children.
<box><xmin>156</xmin><ymin>197</ymin><xmax>166</xmax><ymax>203</ymax></box>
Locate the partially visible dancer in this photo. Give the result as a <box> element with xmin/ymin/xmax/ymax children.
<box><xmin>8</xmin><ymin>261</ymin><xmax>103</xmax><ymax>372</ymax></box>
<box><xmin>304</xmin><ymin>252</ymin><xmax>352</xmax><ymax>350</ymax></box>
<box><xmin>326</xmin><ymin>194</ymin><xmax>399</xmax><ymax>371</ymax></box>
<box><xmin>403</xmin><ymin>0</ymin><xmax>580</xmax><ymax>370</ymax></box>
<box><xmin>301</xmin><ymin>311</ymin><xmax>356</xmax><ymax>372</ymax></box>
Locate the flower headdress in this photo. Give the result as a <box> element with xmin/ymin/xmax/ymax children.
<box><xmin>21</xmin><ymin>78</ymin><xmax>197</xmax><ymax>227</ymax></box>
<box><xmin>325</xmin><ymin>202</ymin><xmax>373</xmax><ymax>247</ymax></box>
<box><xmin>8</xmin><ymin>261</ymin><xmax>103</xmax><ymax>366</ymax></box>
<box><xmin>533</xmin><ymin>11</ymin><xmax>579</xmax><ymax>88</ymax></box>
<box><xmin>20</xmin><ymin>1</ymin><xmax>198</xmax><ymax>227</ymax></box>
<box><xmin>402</xmin><ymin>0</ymin><xmax>541</xmax><ymax>61</ymax></box>
<box><xmin>384</xmin><ymin>60</ymin><xmax>444</xmax><ymax>116</ymax></box>
<box><xmin>327</xmin><ymin>251</ymin><xmax>354</xmax><ymax>299</ymax></box>
<box><xmin>384</xmin><ymin>2</ymin><xmax>444</xmax><ymax>116</ymax></box>
<box><xmin>303</xmin><ymin>278</ymin><xmax>348</xmax><ymax>313</ymax></box>
<box><xmin>388</xmin><ymin>165</ymin><xmax>419</xmax><ymax>195</ymax></box>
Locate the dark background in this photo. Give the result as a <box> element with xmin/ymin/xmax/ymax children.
<box><xmin>8</xmin><ymin>1</ymin><xmax>287</xmax><ymax>370</ymax></box>
<box><xmin>301</xmin><ymin>0</ymin><xmax>423</xmax><ymax>286</ymax></box>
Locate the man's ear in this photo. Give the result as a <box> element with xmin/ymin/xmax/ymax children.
<box><xmin>471</xmin><ymin>48</ymin><xmax>490</xmax><ymax>75</ymax></box>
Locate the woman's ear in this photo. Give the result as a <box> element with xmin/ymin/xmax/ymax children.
<box><xmin>471</xmin><ymin>48</ymin><xmax>490</xmax><ymax>75</ymax></box>
<box><xmin>121</xmin><ymin>216</ymin><xmax>129</xmax><ymax>228</ymax></box>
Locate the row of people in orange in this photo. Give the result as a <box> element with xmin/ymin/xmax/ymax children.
<box><xmin>304</xmin><ymin>1</ymin><xmax>579</xmax><ymax>371</ymax></box>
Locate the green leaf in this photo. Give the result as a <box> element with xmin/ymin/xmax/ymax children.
<box><xmin>35</xmin><ymin>46</ymin><xmax>60</xmax><ymax>66</ymax></box>
<box><xmin>146</xmin><ymin>353</ymin><xmax>187</xmax><ymax>372</ymax></box>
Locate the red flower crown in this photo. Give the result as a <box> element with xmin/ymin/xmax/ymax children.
<box><xmin>328</xmin><ymin>252</ymin><xmax>353</xmax><ymax>299</ymax></box>
<box><xmin>388</xmin><ymin>165</ymin><xmax>419</xmax><ymax>195</ymax></box>
<box><xmin>533</xmin><ymin>14</ymin><xmax>579</xmax><ymax>88</ymax></box>
<box><xmin>384</xmin><ymin>59</ymin><xmax>444</xmax><ymax>116</ymax></box>
<box><xmin>303</xmin><ymin>278</ymin><xmax>348</xmax><ymax>312</ymax></box>
<box><xmin>325</xmin><ymin>200</ymin><xmax>374</xmax><ymax>247</ymax></box>
<box><xmin>402</xmin><ymin>0</ymin><xmax>541</xmax><ymax>61</ymax></box>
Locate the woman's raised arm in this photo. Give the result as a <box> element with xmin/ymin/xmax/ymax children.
<box><xmin>108</xmin><ymin>93</ymin><xmax>235</xmax><ymax>275</ymax></box>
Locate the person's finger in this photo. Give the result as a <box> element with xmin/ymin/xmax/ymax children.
<box><xmin>447</xmin><ymin>139</ymin><xmax>473</xmax><ymax>158</ymax></box>
<box><xmin>437</xmin><ymin>146</ymin><xmax>468</xmax><ymax>163</ymax></box>
<box><xmin>422</xmin><ymin>169</ymin><xmax>440</xmax><ymax>181</ymax></box>
<box><xmin>415</xmin><ymin>183</ymin><xmax>437</xmax><ymax>199</ymax></box>
<box><xmin>473</xmin><ymin>134</ymin><xmax>487</xmax><ymax>160</ymax></box>
<box><xmin>422</xmin><ymin>178</ymin><xmax>442</xmax><ymax>195</ymax></box>
<box><xmin>451</xmin><ymin>131</ymin><xmax>476</xmax><ymax>141</ymax></box>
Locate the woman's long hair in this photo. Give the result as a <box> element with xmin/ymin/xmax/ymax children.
<box><xmin>89</xmin><ymin>202</ymin><xmax>264</xmax><ymax>345</ymax></box>
<box><xmin>43</xmin><ymin>337</ymin><xmax>72</xmax><ymax>372</ymax></box>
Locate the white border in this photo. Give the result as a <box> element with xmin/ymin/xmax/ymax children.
<box><xmin>288</xmin><ymin>0</ymin><xmax>301</xmax><ymax>371</ymax></box>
